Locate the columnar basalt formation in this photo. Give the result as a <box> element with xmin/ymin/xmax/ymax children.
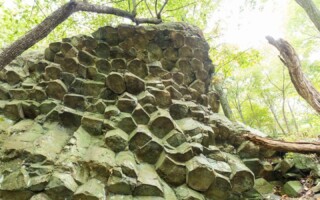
<box><xmin>0</xmin><ymin>23</ymin><xmax>269</xmax><ymax>200</ymax></box>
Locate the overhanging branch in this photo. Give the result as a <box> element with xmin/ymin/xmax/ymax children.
<box><xmin>0</xmin><ymin>1</ymin><xmax>162</xmax><ymax>69</ymax></box>
<box><xmin>266</xmin><ymin>36</ymin><xmax>320</xmax><ymax>114</ymax></box>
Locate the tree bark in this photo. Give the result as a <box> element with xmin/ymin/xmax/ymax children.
<box><xmin>213</xmin><ymin>76</ymin><xmax>234</xmax><ymax>120</ymax></box>
<box><xmin>295</xmin><ymin>0</ymin><xmax>320</xmax><ymax>33</ymax></box>
<box><xmin>266</xmin><ymin>36</ymin><xmax>320</xmax><ymax>114</ymax></box>
<box><xmin>0</xmin><ymin>1</ymin><xmax>162</xmax><ymax>70</ymax></box>
<box><xmin>243</xmin><ymin>133</ymin><xmax>320</xmax><ymax>154</ymax></box>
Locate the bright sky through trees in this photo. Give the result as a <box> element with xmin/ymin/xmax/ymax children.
<box><xmin>207</xmin><ymin>0</ymin><xmax>289</xmax><ymax>49</ymax></box>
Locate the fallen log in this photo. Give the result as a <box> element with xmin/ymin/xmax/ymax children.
<box><xmin>243</xmin><ymin>133</ymin><xmax>320</xmax><ymax>154</ymax></box>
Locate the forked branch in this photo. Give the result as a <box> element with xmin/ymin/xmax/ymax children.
<box><xmin>0</xmin><ymin>1</ymin><xmax>162</xmax><ymax>69</ymax></box>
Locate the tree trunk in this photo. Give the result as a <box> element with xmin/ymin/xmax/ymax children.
<box><xmin>266</xmin><ymin>36</ymin><xmax>320</xmax><ymax>114</ymax></box>
<box><xmin>261</xmin><ymin>92</ymin><xmax>287</xmax><ymax>134</ymax></box>
<box><xmin>213</xmin><ymin>77</ymin><xmax>234</xmax><ymax>120</ymax></box>
<box><xmin>0</xmin><ymin>1</ymin><xmax>161</xmax><ymax>69</ymax></box>
<box><xmin>295</xmin><ymin>0</ymin><xmax>320</xmax><ymax>33</ymax></box>
<box><xmin>243</xmin><ymin>133</ymin><xmax>320</xmax><ymax>154</ymax></box>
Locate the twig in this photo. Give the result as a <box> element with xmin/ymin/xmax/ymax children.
<box><xmin>144</xmin><ymin>0</ymin><xmax>154</xmax><ymax>17</ymax></box>
<box><xmin>166</xmin><ymin>1</ymin><xmax>196</xmax><ymax>12</ymax></box>
<box><xmin>157</xmin><ymin>0</ymin><xmax>168</xmax><ymax>19</ymax></box>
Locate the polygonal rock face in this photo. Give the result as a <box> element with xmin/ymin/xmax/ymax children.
<box><xmin>0</xmin><ymin>22</ymin><xmax>264</xmax><ymax>200</ymax></box>
<box><xmin>106</xmin><ymin>72</ymin><xmax>126</xmax><ymax>94</ymax></box>
<box><xmin>105</xmin><ymin>128</ymin><xmax>128</xmax><ymax>152</ymax></box>
<box><xmin>186</xmin><ymin>156</ymin><xmax>216</xmax><ymax>192</ymax></box>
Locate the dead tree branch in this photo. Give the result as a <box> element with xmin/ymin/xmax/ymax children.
<box><xmin>0</xmin><ymin>1</ymin><xmax>162</xmax><ymax>69</ymax></box>
<box><xmin>266</xmin><ymin>36</ymin><xmax>320</xmax><ymax>114</ymax></box>
<box><xmin>243</xmin><ymin>133</ymin><xmax>320</xmax><ymax>154</ymax></box>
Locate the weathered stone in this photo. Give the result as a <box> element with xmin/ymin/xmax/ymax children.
<box><xmin>164</xmin><ymin>130</ymin><xmax>187</xmax><ymax>147</ymax></box>
<box><xmin>135</xmin><ymin>138</ymin><xmax>163</xmax><ymax>164</ymax></box>
<box><xmin>104</xmin><ymin>105</ymin><xmax>120</xmax><ymax>119</ymax></box>
<box><xmin>143</xmin><ymin>103</ymin><xmax>158</xmax><ymax>114</ymax></box>
<box><xmin>207</xmin><ymin>158</ymin><xmax>232</xmax><ymax>177</ymax></box>
<box><xmin>118</xmin><ymin>24</ymin><xmax>136</xmax><ymax>40</ymax></box>
<box><xmin>45</xmin><ymin>64</ymin><xmax>62</xmax><ymax>80</ymax></box>
<box><xmin>165</xmin><ymin>143</ymin><xmax>194</xmax><ymax>162</ymax></box>
<box><xmin>156</xmin><ymin>153</ymin><xmax>186</xmax><ymax>186</ymax></box>
<box><xmin>81</xmin><ymin>115</ymin><xmax>104</xmax><ymax>135</ymax></box>
<box><xmin>133</xmin><ymin>164</ymin><xmax>164</xmax><ymax>197</ymax></box>
<box><xmin>116</xmin><ymin>151</ymin><xmax>138</xmax><ymax>178</ymax></box>
<box><xmin>9</xmin><ymin>88</ymin><xmax>29</xmax><ymax>100</ymax></box>
<box><xmin>73</xmin><ymin>179</ymin><xmax>105</xmax><ymax>200</ymax></box>
<box><xmin>205</xmin><ymin>173</ymin><xmax>232</xmax><ymax>200</ymax></box>
<box><xmin>63</xmin><ymin>94</ymin><xmax>86</xmax><ymax>110</ymax></box>
<box><xmin>160</xmin><ymin>58</ymin><xmax>176</xmax><ymax>71</ymax></box>
<box><xmin>274</xmin><ymin>158</ymin><xmax>294</xmax><ymax>175</ymax></box>
<box><xmin>124</xmin><ymin>72</ymin><xmax>146</xmax><ymax>95</ymax></box>
<box><xmin>283</xmin><ymin>181</ymin><xmax>303</xmax><ymax>197</ymax></box>
<box><xmin>137</xmin><ymin>91</ymin><xmax>156</xmax><ymax>106</ymax></box>
<box><xmin>253</xmin><ymin>178</ymin><xmax>274</xmax><ymax>195</ymax></box>
<box><xmin>110</xmin><ymin>46</ymin><xmax>124</xmax><ymax>58</ymax></box>
<box><xmin>107</xmin><ymin>174</ymin><xmax>136</xmax><ymax>195</ymax></box>
<box><xmin>0</xmin><ymin>84</ymin><xmax>10</xmax><ymax>100</ymax></box>
<box><xmin>174</xmin><ymin>184</ymin><xmax>205</xmax><ymax>200</ymax></box>
<box><xmin>45</xmin><ymin>80</ymin><xmax>68</xmax><ymax>100</ymax></box>
<box><xmin>6</xmin><ymin>70</ymin><xmax>23</xmax><ymax>85</ymax></box>
<box><xmin>148</xmin><ymin>87</ymin><xmax>172</xmax><ymax>108</ymax></box>
<box><xmin>129</xmin><ymin>125</ymin><xmax>152</xmax><ymax>151</ymax></box>
<box><xmin>30</xmin><ymin>193</ymin><xmax>52</xmax><ymax>200</ymax></box>
<box><xmin>78</xmin><ymin>50</ymin><xmax>94</xmax><ymax>66</ymax></box>
<box><xmin>58</xmin><ymin>107</ymin><xmax>82</xmax><ymax>129</ymax></box>
<box><xmin>132</xmin><ymin>105</ymin><xmax>150</xmax><ymax>125</ymax></box>
<box><xmin>171</xmin><ymin>32</ymin><xmax>185</xmax><ymax>48</ymax></box>
<box><xmin>45</xmin><ymin>172</ymin><xmax>78</xmax><ymax>200</ymax></box>
<box><xmin>4</xmin><ymin>102</ymin><xmax>24</xmax><ymax>121</ymax></box>
<box><xmin>189</xmin><ymin>80</ymin><xmax>206</xmax><ymax>94</ymax></box>
<box><xmin>54</xmin><ymin>52</ymin><xmax>65</xmax><ymax>64</ymax></box>
<box><xmin>149</xmin><ymin>109</ymin><xmax>175</xmax><ymax>138</ymax></box>
<box><xmin>147</xmin><ymin>43</ymin><xmax>163</xmax><ymax>62</ymax></box>
<box><xmin>117</xmin><ymin>113</ymin><xmax>137</xmax><ymax>133</ymax></box>
<box><xmin>111</xmin><ymin>58</ymin><xmax>127</xmax><ymax>71</ymax></box>
<box><xmin>237</xmin><ymin>141</ymin><xmax>260</xmax><ymax>158</ymax></box>
<box><xmin>179</xmin><ymin>45</ymin><xmax>193</xmax><ymax>58</ymax></box>
<box><xmin>96</xmin><ymin>59</ymin><xmax>111</xmax><ymax>74</ymax></box>
<box><xmin>49</xmin><ymin>42</ymin><xmax>61</xmax><ymax>53</ymax></box>
<box><xmin>165</xmin><ymin>86</ymin><xmax>183</xmax><ymax>100</ymax></box>
<box><xmin>225</xmin><ymin>153</ymin><xmax>255</xmax><ymax>193</ymax></box>
<box><xmin>172</xmin><ymin>72</ymin><xmax>184</xmax><ymax>85</ymax></box>
<box><xmin>95</xmin><ymin>42</ymin><xmax>110</xmax><ymax>58</ymax></box>
<box><xmin>44</xmin><ymin>47</ymin><xmax>55</xmax><ymax>62</ymax></box>
<box><xmin>61</xmin><ymin>42</ymin><xmax>78</xmax><ymax>58</ymax></box>
<box><xmin>127</xmin><ymin>59</ymin><xmax>148</xmax><ymax>78</ymax></box>
<box><xmin>117</xmin><ymin>92</ymin><xmax>138</xmax><ymax>113</ymax></box>
<box><xmin>106</xmin><ymin>72</ymin><xmax>126</xmax><ymax>94</ymax></box>
<box><xmin>21</xmin><ymin>101</ymin><xmax>40</xmax><ymax>119</ymax></box>
<box><xmin>168</xmin><ymin>101</ymin><xmax>188</xmax><ymax>120</ymax></box>
<box><xmin>186</xmin><ymin>156</ymin><xmax>215</xmax><ymax>191</ymax></box>
<box><xmin>105</xmin><ymin>128</ymin><xmax>128</xmax><ymax>152</ymax></box>
<box><xmin>176</xmin><ymin>58</ymin><xmax>195</xmax><ymax>85</ymax></box>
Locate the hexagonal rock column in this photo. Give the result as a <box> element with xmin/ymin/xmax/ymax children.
<box><xmin>45</xmin><ymin>80</ymin><xmax>68</xmax><ymax>100</ymax></box>
<box><xmin>186</xmin><ymin>156</ymin><xmax>216</xmax><ymax>192</ymax></box>
<box><xmin>133</xmin><ymin>164</ymin><xmax>164</xmax><ymax>197</ymax></box>
<box><xmin>156</xmin><ymin>153</ymin><xmax>186</xmax><ymax>186</ymax></box>
<box><xmin>149</xmin><ymin>109</ymin><xmax>176</xmax><ymax>139</ymax></box>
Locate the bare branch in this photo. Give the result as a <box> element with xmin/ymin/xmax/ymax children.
<box><xmin>295</xmin><ymin>0</ymin><xmax>320</xmax><ymax>33</ymax></box>
<box><xmin>166</xmin><ymin>1</ymin><xmax>196</xmax><ymax>12</ymax></box>
<box><xmin>266</xmin><ymin>36</ymin><xmax>320</xmax><ymax>114</ymax></box>
<box><xmin>144</xmin><ymin>0</ymin><xmax>154</xmax><ymax>17</ymax></box>
<box><xmin>157</xmin><ymin>0</ymin><xmax>168</xmax><ymax>19</ymax></box>
<box><xmin>155</xmin><ymin>0</ymin><xmax>158</xmax><ymax>16</ymax></box>
<box><xmin>0</xmin><ymin>1</ymin><xmax>162</xmax><ymax>69</ymax></box>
